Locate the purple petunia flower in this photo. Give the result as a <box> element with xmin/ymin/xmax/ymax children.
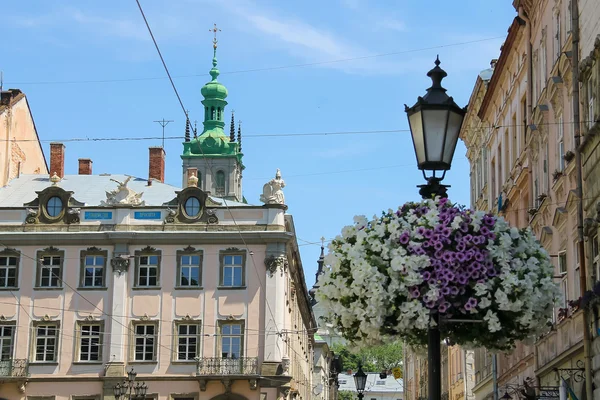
<box><xmin>450</xmin><ymin>286</ymin><xmax>459</xmax><ymax>295</ymax></box>
<box><xmin>456</xmin><ymin>243</ymin><xmax>466</xmax><ymax>252</ymax></box>
<box><xmin>416</xmin><ymin>226</ymin><xmax>426</xmax><ymax>235</ymax></box>
<box><xmin>424</xmin><ymin>229</ymin><xmax>433</xmax><ymax>238</ymax></box>
<box><xmin>399</xmin><ymin>232</ymin><xmax>410</xmax><ymax>244</ymax></box>
<box><xmin>410</xmin><ymin>287</ymin><xmax>420</xmax><ymax>298</ymax></box>
<box><xmin>483</xmin><ymin>215</ymin><xmax>495</xmax><ymax>226</ymax></box>
<box><xmin>422</xmin><ymin>271</ymin><xmax>431</xmax><ymax>280</ymax></box>
<box><xmin>480</xmin><ymin>226</ymin><xmax>490</xmax><ymax>236</ymax></box>
<box><xmin>474</xmin><ymin>252</ymin><xmax>485</xmax><ymax>262</ymax></box>
<box><xmin>441</xmin><ymin>287</ymin><xmax>451</xmax><ymax>295</ymax></box>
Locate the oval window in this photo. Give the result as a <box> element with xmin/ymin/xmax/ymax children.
<box><xmin>46</xmin><ymin>196</ymin><xmax>63</xmax><ymax>217</ymax></box>
<box><xmin>184</xmin><ymin>197</ymin><xmax>201</xmax><ymax>217</ymax></box>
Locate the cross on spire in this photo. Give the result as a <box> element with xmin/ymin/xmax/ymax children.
<box><xmin>210</xmin><ymin>23</ymin><xmax>221</xmax><ymax>49</ymax></box>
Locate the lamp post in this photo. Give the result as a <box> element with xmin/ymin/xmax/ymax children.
<box><xmin>353</xmin><ymin>364</ymin><xmax>367</xmax><ymax>400</ymax></box>
<box><xmin>405</xmin><ymin>57</ymin><xmax>466</xmax><ymax>400</ymax></box>
<box><xmin>113</xmin><ymin>368</ymin><xmax>148</xmax><ymax>400</ymax></box>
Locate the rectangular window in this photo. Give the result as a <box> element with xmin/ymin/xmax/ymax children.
<box><xmin>588</xmin><ymin>78</ymin><xmax>595</xmax><ymax>129</ymax></box>
<box><xmin>482</xmin><ymin>147</ymin><xmax>488</xmax><ymax>186</ymax></box>
<box><xmin>135</xmin><ymin>251</ymin><xmax>160</xmax><ymax>288</ymax></box>
<box><xmin>558</xmin><ymin>114</ymin><xmax>565</xmax><ymax>170</ymax></box>
<box><xmin>81</xmin><ymin>251</ymin><xmax>106</xmax><ymax>288</ymax></box>
<box><xmin>33</xmin><ymin>323</ymin><xmax>59</xmax><ymax>362</ymax></box>
<box><xmin>592</xmin><ymin>234</ymin><xmax>599</xmax><ymax>281</ymax></box>
<box><xmin>78</xmin><ymin>323</ymin><xmax>102</xmax><ymax>362</ymax></box>
<box><xmin>37</xmin><ymin>254</ymin><xmax>63</xmax><ymax>288</ymax></box>
<box><xmin>0</xmin><ymin>251</ymin><xmax>19</xmax><ymax>288</ymax></box>
<box><xmin>541</xmin><ymin>39</ymin><xmax>547</xmax><ymax>87</ymax></box>
<box><xmin>543</xmin><ymin>141</ymin><xmax>549</xmax><ymax>194</ymax></box>
<box><xmin>555</xmin><ymin>13</ymin><xmax>561</xmax><ymax>59</ymax></box>
<box><xmin>177</xmin><ymin>252</ymin><xmax>202</xmax><ymax>288</ymax></box>
<box><xmin>558</xmin><ymin>251</ymin><xmax>567</xmax><ymax>275</ymax></box>
<box><xmin>0</xmin><ymin>323</ymin><xmax>15</xmax><ymax>361</ymax></box>
<box><xmin>567</xmin><ymin>1</ymin><xmax>572</xmax><ymax>32</ymax></box>
<box><xmin>176</xmin><ymin>323</ymin><xmax>200</xmax><ymax>361</ymax></box>
<box><xmin>134</xmin><ymin>323</ymin><xmax>157</xmax><ymax>361</ymax></box>
<box><xmin>561</xmin><ymin>277</ymin><xmax>568</xmax><ymax>307</ymax></box>
<box><xmin>220</xmin><ymin>323</ymin><xmax>243</xmax><ymax>359</ymax></box>
<box><xmin>220</xmin><ymin>252</ymin><xmax>245</xmax><ymax>287</ymax></box>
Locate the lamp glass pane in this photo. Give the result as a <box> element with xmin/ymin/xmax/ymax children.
<box><xmin>442</xmin><ymin>110</ymin><xmax>464</xmax><ymax>165</ymax></box>
<box><xmin>354</xmin><ymin>372</ymin><xmax>367</xmax><ymax>391</ymax></box>
<box><xmin>408</xmin><ymin>111</ymin><xmax>426</xmax><ymax>165</ymax></box>
<box><xmin>422</xmin><ymin>109</ymin><xmax>449</xmax><ymax>163</ymax></box>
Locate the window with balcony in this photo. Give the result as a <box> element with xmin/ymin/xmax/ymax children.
<box><xmin>0</xmin><ymin>249</ymin><xmax>19</xmax><ymax>289</ymax></box>
<box><xmin>175</xmin><ymin>322</ymin><xmax>200</xmax><ymax>361</ymax></box>
<box><xmin>77</xmin><ymin>322</ymin><xmax>103</xmax><ymax>362</ymax></box>
<box><xmin>32</xmin><ymin>322</ymin><xmax>59</xmax><ymax>362</ymax></box>
<box><xmin>134</xmin><ymin>248</ymin><xmax>161</xmax><ymax>288</ymax></box>
<box><xmin>177</xmin><ymin>249</ymin><xmax>202</xmax><ymax>288</ymax></box>
<box><xmin>132</xmin><ymin>323</ymin><xmax>157</xmax><ymax>362</ymax></box>
<box><xmin>80</xmin><ymin>249</ymin><xmax>107</xmax><ymax>289</ymax></box>
<box><xmin>219</xmin><ymin>251</ymin><xmax>246</xmax><ymax>288</ymax></box>
<box><xmin>220</xmin><ymin>322</ymin><xmax>243</xmax><ymax>359</ymax></box>
<box><xmin>558</xmin><ymin>251</ymin><xmax>568</xmax><ymax>307</ymax></box>
<box><xmin>36</xmin><ymin>249</ymin><xmax>64</xmax><ymax>289</ymax></box>
<box><xmin>0</xmin><ymin>323</ymin><xmax>15</xmax><ymax>361</ymax></box>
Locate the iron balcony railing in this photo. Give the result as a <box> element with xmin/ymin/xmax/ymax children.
<box><xmin>0</xmin><ymin>359</ymin><xmax>29</xmax><ymax>377</ymax></box>
<box><xmin>196</xmin><ymin>357</ymin><xmax>258</xmax><ymax>376</ymax></box>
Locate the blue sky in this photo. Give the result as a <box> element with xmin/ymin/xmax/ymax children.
<box><xmin>3</xmin><ymin>0</ymin><xmax>516</xmax><ymax>288</ymax></box>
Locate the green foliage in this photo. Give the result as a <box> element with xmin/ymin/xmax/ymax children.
<box><xmin>338</xmin><ymin>391</ymin><xmax>355</xmax><ymax>400</ymax></box>
<box><xmin>332</xmin><ymin>340</ymin><xmax>403</xmax><ymax>372</ymax></box>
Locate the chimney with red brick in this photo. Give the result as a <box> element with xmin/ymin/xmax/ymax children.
<box><xmin>148</xmin><ymin>147</ymin><xmax>165</xmax><ymax>183</ymax></box>
<box><xmin>78</xmin><ymin>158</ymin><xmax>93</xmax><ymax>175</ymax></box>
<box><xmin>50</xmin><ymin>142</ymin><xmax>65</xmax><ymax>178</ymax></box>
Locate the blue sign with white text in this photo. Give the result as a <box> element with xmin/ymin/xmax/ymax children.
<box><xmin>134</xmin><ymin>211</ymin><xmax>162</xmax><ymax>220</ymax></box>
<box><xmin>84</xmin><ymin>211</ymin><xmax>113</xmax><ymax>220</ymax></box>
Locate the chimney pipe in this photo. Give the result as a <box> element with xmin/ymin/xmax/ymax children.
<box><xmin>148</xmin><ymin>147</ymin><xmax>165</xmax><ymax>183</ymax></box>
<box><xmin>78</xmin><ymin>158</ymin><xmax>93</xmax><ymax>175</ymax></box>
<box><xmin>50</xmin><ymin>142</ymin><xmax>65</xmax><ymax>178</ymax></box>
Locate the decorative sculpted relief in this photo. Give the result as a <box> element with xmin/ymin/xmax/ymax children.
<box><xmin>111</xmin><ymin>255</ymin><xmax>130</xmax><ymax>275</ymax></box>
<box><xmin>264</xmin><ymin>255</ymin><xmax>288</xmax><ymax>277</ymax></box>
<box><xmin>101</xmin><ymin>176</ymin><xmax>145</xmax><ymax>206</ymax></box>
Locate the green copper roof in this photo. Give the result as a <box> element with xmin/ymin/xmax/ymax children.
<box><xmin>182</xmin><ymin>44</ymin><xmax>242</xmax><ymax>165</ymax></box>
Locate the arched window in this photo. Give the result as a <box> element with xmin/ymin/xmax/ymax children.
<box><xmin>217</xmin><ymin>107</ymin><xmax>222</xmax><ymax>120</ymax></box>
<box><xmin>215</xmin><ymin>171</ymin><xmax>226</xmax><ymax>196</ymax></box>
<box><xmin>197</xmin><ymin>172</ymin><xmax>202</xmax><ymax>188</ymax></box>
<box><xmin>211</xmin><ymin>107</ymin><xmax>216</xmax><ymax>120</ymax></box>
<box><xmin>205</xmin><ymin>107</ymin><xmax>209</xmax><ymax>120</ymax></box>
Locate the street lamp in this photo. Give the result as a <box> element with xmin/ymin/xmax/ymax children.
<box><xmin>113</xmin><ymin>367</ymin><xmax>148</xmax><ymax>400</ymax></box>
<box><xmin>405</xmin><ymin>56</ymin><xmax>467</xmax><ymax>199</ymax></box>
<box><xmin>405</xmin><ymin>57</ymin><xmax>466</xmax><ymax>400</ymax></box>
<box><xmin>353</xmin><ymin>364</ymin><xmax>367</xmax><ymax>400</ymax></box>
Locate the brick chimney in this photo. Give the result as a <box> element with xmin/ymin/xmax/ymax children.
<box><xmin>50</xmin><ymin>142</ymin><xmax>65</xmax><ymax>178</ymax></box>
<box><xmin>148</xmin><ymin>147</ymin><xmax>165</xmax><ymax>183</ymax></box>
<box><xmin>78</xmin><ymin>158</ymin><xmax>93</xmax><ymax>175</ymax></box>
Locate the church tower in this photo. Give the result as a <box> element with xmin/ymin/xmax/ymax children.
<box><xmin>181</xmin><ymin>27</ymin><xmax>244</xmax><ymax>202</ymax></box>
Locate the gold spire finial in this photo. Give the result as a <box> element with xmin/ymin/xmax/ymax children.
<box><xmin>210</xmin><ymin>23</ymin><xmax>221</xmax><ymax>49</ymax></box>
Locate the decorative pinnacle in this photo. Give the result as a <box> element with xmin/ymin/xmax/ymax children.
<box><xmin>427</xmin><ymin>55</ymin><xmax>447</xmax><ymax>90</ymax></box>
<box><xmin>210</xmin><ymin>23</ymin><xmax>221</xmax><ymax>49</ymax></box>
<box><xmin>320</xmin><ymin>236</ymin><xmax>325</xmax><ymax>247</ymax></box>
<box><xmin>230</xmin><ymin>110</ymin><xmax>236</xmax><ymax>142</ymax></box>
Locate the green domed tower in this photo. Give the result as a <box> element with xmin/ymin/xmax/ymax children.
<box><xmin>182</xmin><ymin>31</ymin><xmax>244</xmax><ymax>202</ymax></box>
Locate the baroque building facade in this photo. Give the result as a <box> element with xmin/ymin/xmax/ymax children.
<box><xmin>458</xmin><ymin>0</ymin><xmax>600</xmax><ymax>399</ymax></box>
<box><xmin>0</xmin><ymin>44</ymin><xmax>316</xmax><ymax>400</ymax></box>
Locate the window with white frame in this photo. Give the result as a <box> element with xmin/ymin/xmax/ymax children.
<box><xmin>220</xmin><ymin>322</ymin><xmax>243</xmax><ymax>359</ymax></box>
<box><xmin>37</xmin><ymin>253</ymin><xmax>63</xmax><ymax>288</ymax></box>
<box><xmin>176</xmin><ymin>323</ymin><xmax>200</xmax><ymax>361</ymax></box>
<box><xmin>567</xmin><ymin>1</ymin><xmax>572</xmax><ymax>32</ymax></box>
<box><xmin>81</xmin><ymin>251</ymin><xmax>106</xmax><ymax>288</ymax></box>
<box><xmin>558</xmin><ymin>114</ymin><xmax>565</xmax><ymax>170</ymax></box>
<box><xmin>588</xmin><ymin>78</ymin><xmax>596</xmax><ymax>129</ymax></box>
<box><xmin>541</xmin><ymin>38</ymin><xmax>547</xmax><ymax>86</ymax></box>
<box><xmin>177</xmin><ymin>252</ymin><xmax>202</xmax><ymax>288</ymax></box>
<box><xmin>135</xmin><ymin>250</ymin><xmax>160</xmax><ymax>288</ymax></box>
<box><xmin>558</xmin><ymin>251</ymin><xmax>568</xmax><ymax>307</ymax></box>
<box><xmin>220</xmin><ymin>252</ymin><xmax>245</xmax><ymax>287</ymax></box>
<box><xmin>555</xmin><ymin>13</ymin><xmax>561</xmax><ymax>59</ymax></box>
<box><xmin>574</xmin><ymin>242</ymin><xmax>581</xmax><ymax>298</ymax></box>
<box><xmin>33</xmin><ymin>323</ymin><xmax>59</xmax><ymax>362</ymax></box>
<box><xmin>0</xmin><ymin>323</ymin><xmax>15</xmax><ymax>361</ymax></box>
<box><xmin>133</xmin><ymin>323</ymin><xmax>157</xmax><ymax>361</ymax></box>
<box><xmin>77</xmin><ymin>322</ymin><xmax>102</xmax><ymax>362</ymax></box>
<box><xmin>0</xmin><ymin>250</ymin><xmax>19</xmax><ymax>288</ymax></box>
<box><xmin>592</xmin><ymin>234</ymin><xmax>599</xmax><ymax>281</ymax></box>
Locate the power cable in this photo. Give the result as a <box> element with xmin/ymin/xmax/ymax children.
<box><xmin>4</xmin><ymin>36</ymin><xmax>506</xmax><ymax>86</ymax></box>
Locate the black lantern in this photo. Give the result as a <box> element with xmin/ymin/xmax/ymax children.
<box><xmin>113</xmin><ymin>368</ymin><xmax>147</xmax><ymax>400</ymax></box>
<box><xmin>353</xmin><ymin>364</ymin><xmax>368</xmax><ymax>400</ymax></box>
<box><xmin>405</xmin><ymin>56</ymin><xmax>466</xmax><ymax>198</ymax></box>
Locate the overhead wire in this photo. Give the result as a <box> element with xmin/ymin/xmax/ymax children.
<box><xmin>4</xmin><ymin>36</ymin><xmax>506</xmax><ymax>86</ymax></box>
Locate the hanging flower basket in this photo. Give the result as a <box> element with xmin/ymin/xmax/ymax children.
<box><xmin>316</xmin><ymin>197</ymin><xmax>561</xmax><ymax>351</ymax></box>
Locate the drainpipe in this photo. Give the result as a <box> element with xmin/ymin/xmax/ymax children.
<box><xmin>518</xmin><ymin>6</ymin><xmax>534</xmax><ymax>212</ymax></box>
<box><xmin>571</xmin><ymin>0</ymin><xmax>594</xmax><ymax>398</ymax></box>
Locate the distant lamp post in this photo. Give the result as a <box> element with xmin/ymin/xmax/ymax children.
<box><xmin>353</xmin><ymin>364</ymin><xmax>367</xmax><ymax>400</ymax></box>
<box><xmin>405</xmin><ymin>56</ymin><xmax>467</xmax><ymax>199</ymax></box>
<box><xmin>113</xmin><ymin>368</ymin><xmax>148</xmax><ymax>400</ymax></box>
